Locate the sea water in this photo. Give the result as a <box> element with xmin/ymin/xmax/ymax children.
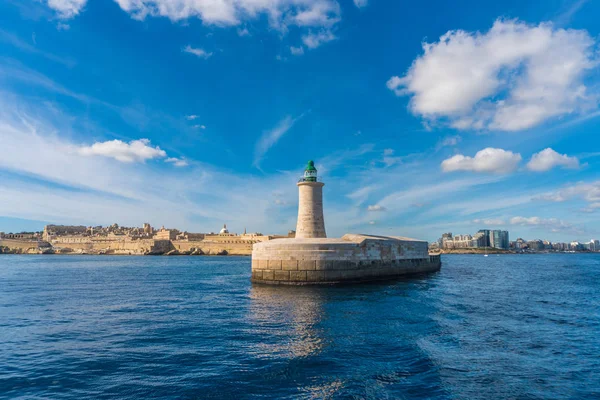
<box><xmin>0</xmin><ymin>254</ymin><xmax>599</xmax><ymax>399</ymax></box>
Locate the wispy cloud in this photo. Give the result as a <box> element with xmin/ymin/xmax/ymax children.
<box><xmin>0</xmin><ymin>60</ymin><xmax>91</xmax><ymax>102</ymax></box>
<box><xmin>290</xmin><ymin>46</ymin><xmax>305</xmax><ymax>56</ymax></box>
<box><xmin>473</xmin><ymin>218</ymin><xmax>506</xmax><ymax>226</ymax></box>
<box><xmin>535</xmin><ymin>181</ymin><xmax>600</xmax><ymax>205</ymax></box>
<box><xmin>510</xmin><ymin>216</ymin><xmax>583</xmax><ymax>234</ymax></box>
<box><xmin>183</xmin><ymin>45</ymin><xmax>213</xmax><ymax>59</ymax></box>
<box><xmin>302</xmin><ymin>30</ymin><xmax>336</xmax><ymax>49</ymax></box>
<box><xmin>113</xmin><ymin>0</ymin><xmax>341</xmax><ymax>30</ymax></box>
<box><xmin>436</xmin><ymin>135</ymin><xmax>461</xmax><ymax>149</ymax></box>
<box><xmin>237</xmin><ymin>27</ymin><xmax>250</xmax><ymax>37</ymax></box>
<box><xmin>554</xmin><ymin>0</ymin><xmax>589</xmax><ymax>26</ymax></box>
<box><xmin>0</xmin><ymin>29</ymin><xmax>75</xmax><ymax>67</ymax></box>
<box><xmin>0</xmin><ymin>96</ymin><xmax>300</xmax><ymax>233</ymax></box>
<box><xmin>165</xmin><ymin>157</ymin><xmax>189</xmax><ymax>167</ymax></box>
<box><xmin>253</xmin><ymin>114</ymin><xmax>304</xmax><ymax>170</ymax></box>
<box><xmin>45</xmin><ymin>0</ymin><xmax>87</xmax><ymax>19</ymax></box>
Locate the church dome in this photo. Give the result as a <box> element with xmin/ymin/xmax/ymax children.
<box><xmin>219</xmin><ymin>224</ymin><xmax>229</xmax><ymax>234</ymax></box>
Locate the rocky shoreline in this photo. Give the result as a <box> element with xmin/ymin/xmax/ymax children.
<box><xmin>0</xmin><ymin>246</ymin><xmax>239</xmax><ymax>256</ymax></box>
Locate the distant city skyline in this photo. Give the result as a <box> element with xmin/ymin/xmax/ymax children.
<box><xmin>1</xmin><ymin>0</ymin><xmax>600</xmax><ymax>242</ymax></box>
<box><xmin>437</xmin><ymin>228</ymin><xmax>599</xmax><ymax>252</ymax></box>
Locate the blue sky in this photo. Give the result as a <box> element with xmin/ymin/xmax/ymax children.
<box><xmin>1</xmin><ymin>0</ymin><xmax>599</xmax><ymax>242</ymax></box>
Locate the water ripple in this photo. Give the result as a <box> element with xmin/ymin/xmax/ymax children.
<box><xmin>0</xmin><ymin>254</ymin><xmax>599</xmax><ymax>399</ymax></box>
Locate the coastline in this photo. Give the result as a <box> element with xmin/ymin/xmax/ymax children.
<box><xmin>431</xmin><ymin>249</ymin><xmax>595</xmax><ymax>255</ymax></box>
<box><xmin>0</xmin><ymin>249</ymin><xmax>250</xmax><ymax>256</ymax></box>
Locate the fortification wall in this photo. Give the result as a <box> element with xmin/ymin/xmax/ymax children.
<box><xmin>2</xmin><ymin>236</ymin><xmax>259</xmax><ymax>256</ymax></box>
<box><xmin>49</xmin><ymin>238</ymin><xmax>166</xmax><ymax>254</ymax></box>
<box><xmin>251</xmin><ymin>235</ymin><xmax>441</xmax><ymax>284</ymax></box>
<box><xmin>172</xmin><ymin>240</ymin><xmax>253</xmax><ymax>255</ymax></box>
<box><xmin>0</xmin><ymin>239</ymin><xmax>50</xmax><ymax>253</ymax></box>
<box><xmin>92</xmin><ymin>239</ymin><xmax>156</xmax><ymax>254</ymax></box>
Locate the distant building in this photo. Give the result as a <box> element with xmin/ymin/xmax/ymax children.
<box><xmin>154</xmin><ymin>227</ymin><xmax>178</xmax><ymax>241</ymax></box>
<box><xmin>472</xmin><ymin>231</ymin><xmax>486</xmax><ymax>248</ymax></box>
<box><xmin>570</xmin><ymin>241</ymin><xmax>583</xmax><ymax>251</ymax></box>
<box><xmin>438</xmin><ymin>229</ymin><xmax>507</xmax><ymax>250</ymax></box>
<box><xmin>527</xmin><ymin>240</ymin><xmax>544</xmax><ymax>251</ymax></box>
<box><xmin>477</xmin><ymin>229</ymin><xmax>491</xmax><ymax>247</ymax></box>
<box><xmin>490</xmin><ymin>230</ymin><xmax>509</xmax><ymax>250</ymax></box>
<box><xmin>143</xmin><ymin>223</ymin><xmax>153</xmax><ymax>235</ymax></box>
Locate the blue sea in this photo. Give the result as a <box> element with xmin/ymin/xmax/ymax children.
<box><xmin>1</xmin><ymin>254</ymin><xmax>599</xmax><ymax>399</ymax></box>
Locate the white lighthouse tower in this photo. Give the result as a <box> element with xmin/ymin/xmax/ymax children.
<box><xmin>295</xmin><ymin>160</ymin><xmax>326</xmax><ymax>238</ymax></box>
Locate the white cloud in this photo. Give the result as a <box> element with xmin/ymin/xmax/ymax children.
<box><xmin>253</xmin><ymin>114</ymin><xmax>303</xmax><ymax>169</ymax></box>
<box><xmin>290</xmin><ymin>46</ymin><xmax>305</xmax><ymax>56</ymax></box>
<box><xmin>186</xmin><ymin>114</ymin><xmax>199</xmax><ymax>120</ymax></box>
<box><xmin>193</xmin><ymin>124</ymin><xmax>206</xmax><ymax>129</ymax></box>
<box><xmin>536</xmin><ymin>181</ymin><xmax>600</xmax><ymax>204</ymax></box>
<box><xmin>237</xmin><ymin>27</ymin><xmax>250</xmax><ymax>37</ymax></box>
<box><xmin>473</xmin><ymin>218</ymin><xmax>505</xmax><ymax>226</ymax></box>
<box><xmin>387</xmin><ymin>19</ymin><xmax>599</xmax><ymax>131</ymax></box>
<box><xmin>367</xmin><ymin>205</ymin><xmax>386</xmax><ymax>212</ymax></box>
<box><xmin>114</xmin><ymin>0</ymin><xmax>341</xmax><ymax>30</ymax></box>
<box><xmin>353</xmin><ymin>0</ymin><xmax>368</xmax><ymax>8</ymax></box>
<box><xmin>510</xmin><ymin>216</ymin><xmax>581</xmax><ymax>233</ymax></box>
<box><xmin>0</xmin><ymin>99</ymin><xmax>303</xmax><ymax>234</ymax></box>
<box><xmin>441</xmin><ymin>148</ymin><xmax>522</xmax><ymax>174</ymax></box>
<box><xmin>46</xmin><ymin>0</ymin><xmax>87</xmax><ymax>19</ymax></box>
<box><xmin>580</xmin><ymin>203</ymin><xmax>600</xmax><ymax>213</ymax></box>
<box><xmin>526</xmin><ymin>148</ymin><xmax>580</xmax><ymax>172</ymax></box>
<box><xmin>183</xmin><ymin>45</ymin><xmax>213</xmax><ymax>59</ymax></box>
<box><xmin>78</xmin><ymin>139</ymin><xmax>167</xmax><ymax>163</ymax></box>
<box><xmin>302</xmin><ymin>30</ymin><xmax>336</xmax><ymax>49</ymax></box>
<box><xmin>165</xmin><ymin>157</ymin><xmax>189</xmax><ymax>167</ymax></box>
<box><xmin>382</xmin><ymin>148</ymin><xmax>402</xmax><ymax>167</ymax></box>
<box><xmin>437</xmin><ymin>135</ymin><xmax>462</xmax><ymax>148</ymax></box>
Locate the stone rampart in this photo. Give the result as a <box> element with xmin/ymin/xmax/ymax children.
<box><xmin>172</xmin><ymin>240</ymin><xmax>253</xmax><ymax>255</ymax></box>
<box><xmin>0</xmin><ymin>239</ymin><xmax>51</xmax><ymax>254</ymax></box>
<box><xmin>251</xmin><ymin>234</ymin><xmax>441</xmax><ymax>284</ymax></box>
<box><xmin>3</xmin><ymin>235</ymin><xmax>266</xmax><ymax>256</ymax></box>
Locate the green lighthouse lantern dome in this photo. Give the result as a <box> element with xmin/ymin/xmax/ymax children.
<box><xmin>303</xmin><ymin>160</ymin><xmax>318</xmax><ymax>182</ymax></box>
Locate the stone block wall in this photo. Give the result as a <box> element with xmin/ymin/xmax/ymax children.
<box><xmin>251</xmin><ymin>236</ymin><xmax>441</xmax><ymax>284</ymax></box>
<box><xmin>172</xmin><ymin>240</ymin><xmax>253</xmax><ymax>255</ymax></box>
<box><xmin>251</xmin><ymin>257</ymin><xmax>440</xmax><ymax>284</ymax></box>
<box><xmin>295</xmin><ymin>182</ymin><xmax>326</xmax><ymax>238</ymax></box>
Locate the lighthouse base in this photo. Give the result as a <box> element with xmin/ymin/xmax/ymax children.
<box><xmin>251</xmin><ymin>234</ymin><xmax>441</xmax><ymax>285</ymax></box>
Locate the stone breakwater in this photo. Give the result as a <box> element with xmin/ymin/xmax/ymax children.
<box><xmin>251</xmin><ymin>234</ymin><xmax>441</xmax><ymax>285</ymax></box>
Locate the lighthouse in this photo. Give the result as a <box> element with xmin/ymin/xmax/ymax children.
<box><xmin>295</xmin><ymin>160</ymin><xmax>326</xmax><ymax>238</ymax></box>
<box><xmin>251</xmin><ymin>158</ymin><xmax>441</xmax><ymax>285</ymax></box>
